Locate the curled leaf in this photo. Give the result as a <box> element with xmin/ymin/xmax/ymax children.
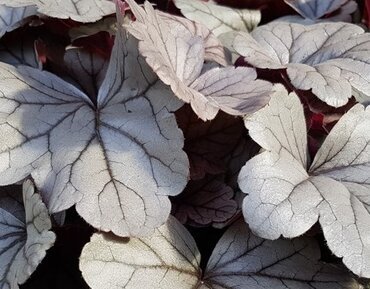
<box><xmin>0</xmin><ymin>180</ymin><xmax>55</xmax><ymax>289</ymax></box>
<box><xmin>58</xmin><ymin>47</ymin><xmax>108</xmax><ymax>102</ymax></box>
<box><xmin>125</xmin><ymin>0</ymin><xmax>272</xmax><ymax>120</ymax></box>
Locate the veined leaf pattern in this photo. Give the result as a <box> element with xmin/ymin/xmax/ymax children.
<box><xmin>80</xmin><ymin>217</ymin><xmax>360</xmax><ymax>289</ymax></box>
<box><xmin>0</xmin><ymin>19</ymin><xmax>189</xmax><ymax>237</ymax></box>
<box><xmin>239</xmin><ymin>85</ymin><xmax>370</xmax><ymax>277</ymax></box>
<box><xmin>0</xmin><ymin>180</ymin><xmax>55</xmax><ymax>289</ymax></box>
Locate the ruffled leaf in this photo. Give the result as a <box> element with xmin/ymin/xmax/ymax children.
<box><xmin>125</xmin><ymin>0</ymin><xmax>272</xmax><ymax>120</ymax></box>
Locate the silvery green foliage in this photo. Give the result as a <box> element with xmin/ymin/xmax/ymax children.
<box><xmin>0</xmin><ymin>21</ymin><xmax>189</xmax><ymax>237</ymax></box>
<box><xmin>0</xmin><ymin>180</ymin><xmax>56</xmax><ymax>289</ymax></box>
<box><xmin>173</xmin><ymin>0</ymin><xmax>261</xmax><ymax>36</ymax></box>
<box><xmin>125</xmin><ymin>0</ymin><xmax>273</xmax><ymax>121</ymax></box>
<box><xmin>226</xmin><ymin>22</ymin><xmax>370</xmax><ymax>107</ymax></box>
<box><xmin>239</xmin><ymin>85</ymin><xmax>370</xmax><ymax>277</ymax></box>
<box><xmin>283</xmin><ymin>0</ymin><xmax>357</xmax><ymax>22</ymax></box>
<box><xmin>0</xmin><ymin>5</ymin><xmax>37</xmax><ymax>38</ymax></box>
<box><xmin>0</xmin><ymin>0</ymin><xmax>115</xmax><ymax>22</ymax></box>
<box><xmin>80</xmin><ymin>216</ymin><xmax>360</xmax><ymax>289</ymax></box>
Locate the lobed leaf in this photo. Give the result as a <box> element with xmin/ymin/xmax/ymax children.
<box><xmin>80</xmin><ymin>217</ymin><xmax>360</xmax><ymax>289</ymax></box>
<box><xmin>125</xmin><ymin>0</ymin><xmax>273</xmax><ymax>120</ymax></box>
<box><xmin>239</xmin><ymin>85</ymin><xmax>370</xmax><ymax>277</ymax></box>
<box><xmin>229</xmin><ymin>22</ymin><xmax>370</xmax><ymax>107</ymax></box>
<box><xmin>0</xmin><ymin>19</ymin><xmax>189</xmax><ymax>237</ymax></box>
<box><xmin>176</xmin><ymin>105</ymin><xmax>246</xmax><ymax>179</ymax></box>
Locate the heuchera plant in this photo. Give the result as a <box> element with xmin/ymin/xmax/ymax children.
<box><xmin>0</xmin><ymin>0</ymin><xmax>369</xmax><ymax>288</ymax></box>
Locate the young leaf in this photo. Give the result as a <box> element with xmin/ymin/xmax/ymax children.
<box><xmin>172</xmin><ymin>175</ymin><xmax>238</xmax><ymax>227</ymax></box>
<box><xmin>125</xmin><ymin>0</ymin><xmax>272</xmax><ymax>120</ymax></box>
<box><xmin>176</xmin><ymin>105</ymin><xmax>247</xmax><ymax>180</ymax></box>
<box><xmin>0</xmin><ymin>21</ymin><xmax>189</xmax><ymax>237</ymax></box>
<box><xmin>80</xmin><ymin>216</ymin><xmax>360</xmax><ymax>289</ymax></box>
<box><xmin>229</xmin><ymin>22</ymin><xmax>370</xmax><ymax>107</ymax></box>
<box><xmin>0</xmin><ymin>5</ymin><xmax>37</xmax><ymax>38</ymax></box>
<box><xmin>0</xmin><ymin>0</ymin><xmax>115</xmax><ymax>22</ymax></box>
<box><xmin>0</xmin><ymin>180</ymin><xmax>56</xmax><ymax>289</ymax></box>
<box><xmin>239</xmin><ymin>85</ymin><xmax>370</xmax><ymax>277</ymax></box>
<box><xmin>283</xmin><ymin>0</ymin><xmax>357</xmax><ymax>21</ymax></box>
<box><xmin>173</xmin><ymin>0</ymin><xmax>261</xmax><ymax>36</ymax></box>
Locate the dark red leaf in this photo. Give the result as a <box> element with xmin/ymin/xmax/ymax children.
<box><xmin>176</xmin><ymin>105</ymin><xmax>246</xmax><ymax>180</ymax></box>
